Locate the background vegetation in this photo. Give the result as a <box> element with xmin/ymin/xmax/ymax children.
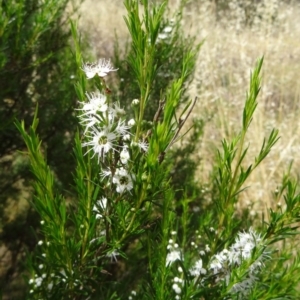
<box><xmin>78</xmin><ymin>0</ymin><xmax>300</xmax><ymax>214</ymax></box>
<box><xmin>0</xmin><ymin>0</ymin><xmax>300</xmax><ymax>299</ymax></box>
<box><xmin>0</xmin><ymin>0</ymin><xmax>81</xmax><ymax>297</ymax></box>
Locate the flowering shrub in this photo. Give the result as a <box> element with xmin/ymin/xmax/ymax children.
<box><xmin>15</xmin><ymin>0</ymin><xmax>300</xmax><ymax>299</ymax></box>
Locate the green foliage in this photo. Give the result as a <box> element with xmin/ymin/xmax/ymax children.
<box><xmin>114</xmin><ymin>0</ymin><xmax>202</xmax><ymax>204</ymax></box>
<box><xmin>14</xmin><ymin>0</ymin><xmax>201</xmax><ymax>298</ymax></box>
<box><xmin>0</xmin><ymin>0</ymin><xmax>79</xmax><ymax>185</ymax></box>
<box><xmin>0</xmin><ymin>0</ymin><xmax>82</xmax><ymax>297</ymax></box>
<box><xmin>114</xmin><ymin>0</ymin><xmax>200</xmax><ymax>121</ymax></box>
<box><xmin>7</xmin><ymin>0</ymin><xmax>300</xmax><ymax>299</ymax></box>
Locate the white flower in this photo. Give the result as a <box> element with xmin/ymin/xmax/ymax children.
<box><xmin>109</xmin><ymin>102</ymin><xmax>126</xmax><ymax>120</ymax></box>
<box><xmin>229</xmin><ymin>275</ymin><xmax>257</xmax><ymax>297</ymax></box>
<box><xmin>166</xmin><ymin>250</ymin><xmax>181</xmax><ymax>266</ymax></box>
<box><xmin>209</xmin><ymin>255</ymin><xmax>224</xmax><ymax>274</ymax></box>
<box><xmin>106</xmin><ymin>249</ymin><xmax>119</xmax><ymax>262</ymax></box>
<box><xmin>115</xmin><ymin>119</ymin><xmax>130</xmax><ymax>136</ymax></box>
<box><xmin>93</xmin><ymin>197</ymin><xmax>107</xmax><ymax>219</ymax></box>
<box><xmin>79</xmin><ymin>114</ymin><xmax>100</xmax><ymax>133</ymax></box>
<box><xmin>35</xmin><ymin>277</ymin><xmax>43</xmax><ymax>287</ymax></box>
<box><xmin>172</xmin><ymin>283</ymin><xmax>182</xmax><ymax>294</ymax></box>
<box><xmin>128</xmin><ymin>119</ymin><xmax>136</xmax><ymax>127</ymax></box>
<box><xmin>163</xmin><ymin>25</ymin><xmax>173</xmax><ymax>33</ymax></box>
<box><xmin>229</xmin><ymin>229</ymin><xmax>262</xmax><ymax>265</ymax></box>
<box><xmin>48</xmin><ymin>282</ymin><xmax>53</xmax><ymax>291</ymax></box>
<box><xmin>190</xmin><ymin>259</ymin><xmax>207</xmax><ymax>276</ymax></box>
<box><xmin>158</xmin><ymin>33</ymin><xmax>168</xmax><ymax>40</ymax></box>
<box><xmin>131</xmin><ymin>140</ymin><xmax>148</xmax><ymax>152</ymax></box>
<box><xmin>123</xmin><ymin>134</ymin><xmax>131</xmax><ymax>141</ymax></box>
<box><xmin>77</xmin><ymin>92</ymin><xmax>108</xmax><ymax>132</ymax></box>
<box><xmin>100</xmin><ymin>168</ymin><xmax>112</xmax><ymax>180</ymax></box>
<box><xmin>79</xmin><ymin>91</ymin><xmax>108</xmax><ymax>115</ymax></box>
<box><xmin>132</xmin><ymin>99</ymin><xmax>139</xmax><ymax>105</ymax></box>
<box><xmin>82</xmin><ymin>126</ymin><xmax>117</xmax><ymax>161</ymax></box>
<box><xmin>81</xmin><ymin>62</ymin><xmax>98</xmax><ymax>79</ymax></box>
<box><xmin>208</xmin><ymin>229</ymin><xmax>267</xmax><ymax>296</ymax></box>
<box><xmin>113</xmin><ymin>167</ymin><xmax>134</xmax><ymax>193</ymax></box>
<box><xmin>82</xmin><ymin>59</ymin><xmax>118</xmax><ymax>79</ymax></box>
<box><xmin>120</xmin><ymin>147</ymin><xmax>130</xmax><ymax>164</ymax></box>
<box><xmin>209</xmin><ymin>248</ymin><xmax>231</xmax><ymax>275</ymax></box>
<box><xmin>96</xmin><ymin>59</ymin><xmax>118</xmax><ymax>77</ymax></box>
<box><xmin>174</xmin><ymin>277</ymin><xmax>183</xmax><ymax>284</ymax></box>
<box><xmin>138</xmin><ymin>140</ymin><xmax>149</xmax><ymax>152</ymax></box>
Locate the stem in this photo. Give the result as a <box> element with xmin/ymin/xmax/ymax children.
<box><xmin>135</xmin><ymin>44</ymin><xmax>153</xmax><ymax>142</ymax></box>
<box><xmin>227</xmin><ymin>131</ymin><xmax>246</xmax><ymax>205</ymax></box>
<box><xmin>119</xmin><ymin>187</ymin><xmax>147</xmax><ymax>244</ymax></box>
<box><xmin>81</xmin><ymin>154</ymin><xmax>93</xmax><ymax>263</ymax></box>
<box><xmin>216</xmin><ymin>130</ymin><xmax>247</xmax><ymax>250</ymax></box>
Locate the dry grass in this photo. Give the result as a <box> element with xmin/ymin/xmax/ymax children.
<box><xmin>77</xmin><ymin>0</ymin><xmax>300</xmax><ymax>215</ymax></box>
<box><xmin>76</xmin><ymin>0</ymin><xmax>129</xmax><ymax>58</ymax></box>
<box><xmin>185</xmin><ymin>0</ymin><xmax>300</xmax><ymax>215</ymax></box>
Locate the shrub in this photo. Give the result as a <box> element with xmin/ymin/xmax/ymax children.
<box><xmin>13</xmin><ymin>0</ymin><xmax>300</xmax><ymax>299</ymax></box>
<box><xmin>0</xmin><ymin>0</ymin><xmax>81</xmax><ymax>297</ymax></box>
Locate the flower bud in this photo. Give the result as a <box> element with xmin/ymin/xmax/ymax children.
<box><xmin>131</xmin><ymin>99</ymin><xmax>139</xmax><ymax>106</ymax></box>
<box><xmin>128</xmin><ymin>119</ymin><xmax>136</xmax><ymax>127</ymax></box>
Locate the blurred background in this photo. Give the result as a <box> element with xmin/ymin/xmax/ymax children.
<box><xmin>1</xmin><ymin>0</ymin><xmax>299</xmax><ymax>298</ymax></box>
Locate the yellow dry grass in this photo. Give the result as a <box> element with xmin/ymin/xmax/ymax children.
<box><xmin>77</xmin><ymin>0</ymin><xmax>300</xmax><ymax>215</ymax></box>
<box><xmin>186</xmin><ymin>0</ymin><xmax>300</xmax><ymax>215</ymax></box>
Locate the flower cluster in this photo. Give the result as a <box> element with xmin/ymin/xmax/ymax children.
<box><xmin>29</xmin><ymin>273</ymin><xmax>48</xmax><ymax>293</ymax></box>
<box><xmin>189</xmin><ymin>258</ymin><xmax>207</xmax><ymax>277</ymax></box>
<box><xmin>80</xmin><ymin>59</ymin><xmax>148</xmax><ymax>195</ymax></box>
<box><xmin>157</xmin><ymin>20</ymin><xmax>175</xmax><ymax>42</ymax></box>
<box><xmin>172</xmin><ymin>276</ymin><xmax>184</xmax><ymax>299</ymax></box>
<box><xmin>209</xmin><ymin>228</ymin><xmax>267</xmax><ymax>296</ymax></box>
<box><xmin>167</xmin><ymin>228</ymin><xmax>267</xmax><ymax>297</ymax></box>
<box><xmin>78</xmin><ymin>92</ymin><xmax>129</xmax><ymax>162</ymax></box>
<box><xmin>166</xmin><ymin>234</ymin><xmax>182</xmax><ymax>266</ymax></box>
<box><xmin>128</xmin><ymin>290</ymin><xmax>137</xmax><ymax>300</ymax></box>
<box><xmin>28</xmin><ymin>269</ymin><xmax>82</xmax><ymax>296</ymax></box>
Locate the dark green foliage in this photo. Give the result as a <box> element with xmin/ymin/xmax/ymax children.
<box><xmin>166</xmin><ymin>117</ymin><xmax>204</xmax><ymax>201</ymax></box>
<box><xmin>0</xmin><ymin>0</ymin><xmax>81</xmax><ymax>297</ymax></box>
